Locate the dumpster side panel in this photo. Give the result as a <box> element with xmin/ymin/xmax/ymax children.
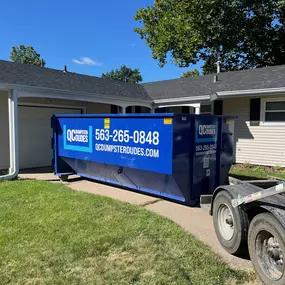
<box><xmin>220</xmin><ymin>118</ymin><xmax>235</xmax><ymax>185</ymax></box>
<box><xmin>52</xmin><ymin>116</ymin><xmax>75</xmax><ymax>176</ymax></box>
<box><xmin>52</xmin><ymin>114</ymin><xmax>235</xmax><ymax>206</ymax></box>
<box><xmin>57</xmin><ymin>116</ymin><xmax>173</xmax><ymax>175</ymax></box>
<box><xmin>61</xmin><ymin>158</ymin><xmax>186</xmax><ymax>202</ymax></box>
<box><xmin>171</xmin><ymin>116</ymin><xmax>193</xmax><ymax>203</ymax></box>
<box><xmin>192</xmin><ymin>116</ymin><xmax>219</xmax><ymax>199</ymax></box>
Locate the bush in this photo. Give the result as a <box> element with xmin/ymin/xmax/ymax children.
<box><xmin>274</xmin><ymin>165</ymin><xmax>283</xmax><ymax>171</ymax></box>
<box><xmin>253</xmin><ymin>165</ymin><xmax>264</xmax><ymax>172</ymax></box>
<box><xmin>243</xmin><ymin>162</ymin><xmax>251</xmax><ymax>168</ymax></box>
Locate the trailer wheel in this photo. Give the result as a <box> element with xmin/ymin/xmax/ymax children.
<box><xmin>248</xmin><ymin>213</ymin><xmax>285</xmax><ymax>285</ymax></box>
<box><xmin>213</xmin><ymin>190</ymin><xmax>248</xmax><ymax>255</ymax></box>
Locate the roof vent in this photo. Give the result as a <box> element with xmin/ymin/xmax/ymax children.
<box><xmin>216</xmin><ymin>61</ymin><xmax>221</xmax><ymax>74</ymax></box>
<box><xmin>213</xmin><ymin>61</ymin><xmax>221</xmax><ymax>83</ymax></box>
<box><xmin>63</xmin><ymin>65</ymin><xmax>67</xmax><ymax>73</ymax></box>
<box><xmin>41</xmin><ymin>59</ymin><xmax>44</xmax><ymax>67</ymax></box>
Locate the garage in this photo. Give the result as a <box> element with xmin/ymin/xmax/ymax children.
<box><xmin>18</xmin><ymin>104</ymin><xmax>82</xmax><ymax>169</ymax></box>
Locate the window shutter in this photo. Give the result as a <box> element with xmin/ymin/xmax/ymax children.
<box><xmin>214</xmin><ymin>100</ymin><xmax>223</xmax><ymax>115</ymax></box>
<box><xmin>250</xmin><ymin>98</ymin><xmax>261</xmax><ymax>121</ymax></box>
<box><xmin>182</xmin><ymin>106</ymin><xmax>190</xmax><ymax>113</ymax></box>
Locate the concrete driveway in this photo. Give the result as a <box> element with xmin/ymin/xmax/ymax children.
<box><xmin>19</xmin><ymin>168</ymin><xmax>253</xmax><ymax>271</ymax></box>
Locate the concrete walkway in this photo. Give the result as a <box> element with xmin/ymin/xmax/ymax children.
<box><xmin>19</xmin><ymin>169</ymin><xmax>253</xmax><ymax>271</ymax></box>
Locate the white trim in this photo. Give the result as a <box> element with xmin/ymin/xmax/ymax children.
<box><xmin>153</xmin><ymin>95</ymin><xmax>211</xmax><ymax>104</ymax></box>
<box><xmin>121</xmin><ymin>106</ymin><xmax>126</xmax><ymax>114</ymax></box>
<box><xmin>260</xmin><ymin>98</ymin><xmax>285</xmax><ymax>125</ymax></box>
<box><xmin>17</xmin><ymin>89</ymin><xmax>153</xmax><ymax>109</ymax></box>
<box><xmin>216</xmin><ymin>87</ymin><xmax>285</xmax><ymax>98</ymax></box>
<box><xmin>0</xmin><ymin>83</ymin><xmax>152</xmax><ymax>107</ymax></box>
<box><xmin>158</xmin><ymin>103</ymin><xmax>200</xmax><ymax>109</ymax></box>
<box><xmin>0</xmin><ymin>90</ymin><xmax>19</xmax><ymax>180</ymax></box>
<box><xmin>18</xmin><ymin>102</ymin><xmax>86</xmax><ymax>114</ymax></box>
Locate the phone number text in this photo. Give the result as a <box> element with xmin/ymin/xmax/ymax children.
<box><xmin>95</xmin><ymin>129</ymin><xmax>160</xmax><ymax>145</ymax></box>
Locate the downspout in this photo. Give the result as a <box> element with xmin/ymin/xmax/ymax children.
<box><xmin>0</xmin><ymin>90</ymin><xmax>19</xmax><ymax>180</ymax></box>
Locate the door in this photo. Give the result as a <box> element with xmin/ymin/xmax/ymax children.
<box><xmin>18</xmin><ymin>105</ymin><xmax>82</xmax><ymax>169</ymax></box>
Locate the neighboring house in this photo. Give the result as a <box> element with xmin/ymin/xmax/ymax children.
<box><xmin>0</xmin><ymin>59</ymin><xmax>285</xmax><ymax>173</ymax></box>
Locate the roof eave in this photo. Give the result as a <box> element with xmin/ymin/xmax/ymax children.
<box><xmin>0</xmin><ymin>83</ymin><xmax>152</xmax><ymax>105</ymax></box>
<box><xmin>153</xmin><ymin>95</ymin><xmax>211</xmax><ymax>105</ymax></box>
<box><xmin>213</xmin><ymin>87</ymin><xmax>285</xmax><ymax>100</ymax></box>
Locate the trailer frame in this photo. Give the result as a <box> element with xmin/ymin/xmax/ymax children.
<box><xmin>207</xmin><ymin>177</ymin><xmax>285</xmax><ymax>285</ymax></box>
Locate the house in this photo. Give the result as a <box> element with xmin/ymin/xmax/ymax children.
<box><xmin>143</xmin><ymin>66</ymin><xmax>285</xmax><ymax>167</ymax></box>
<box><xmin>0</xmin><ymin>59</ymin><xmax>285</xmax><ymax>178</ymax></box>
<box><xmin>0</xmin><ymin>60</ymin><xmax>152</xmax><ymax>172</ymax></box>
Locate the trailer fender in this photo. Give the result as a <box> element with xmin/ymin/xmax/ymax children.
<box><xmin>211</xmin><ymin>185</ymin><xmax>285</xmax><ymax>230</ymax></box>
<box><xmin>210</xmin><ymin>185</ymin><xmax>248</xmax><ymax>215</ymax></box>
<box><xmin>259</xmin><ymin>204</ymin><xmax>285</xmax><ymax>230</ymax></box>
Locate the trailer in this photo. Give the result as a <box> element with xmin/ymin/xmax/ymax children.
<box><xmin>207</xmin><ymin>178</ymin><xmax>285</xmax><ymax>285</ymax></box>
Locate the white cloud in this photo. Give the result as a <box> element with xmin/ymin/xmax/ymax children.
<box><xmin>128</xmin><ymin>43</ymin><xmax>136</xmax><ymax>48</ymax></box>
<box><xmin>72</xmin><ymin>57</ymin><xmax>103</xmax><ymax>66</ymax></box>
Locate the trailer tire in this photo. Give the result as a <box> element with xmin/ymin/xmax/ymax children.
<box><xmin>213</xmin><ymin>190</ymin><xmax>248</xmax><ymax>255</ymax></box>
<box><xmin>248</xmin><ymin>213</ymin><xmax>285</xmax><ymax>285</ymax></box>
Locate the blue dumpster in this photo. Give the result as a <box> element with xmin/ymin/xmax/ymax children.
<box><xmin>52</xmin><ymin>113</ymin><xmax>235</xmax><ymax>206</ymax></box>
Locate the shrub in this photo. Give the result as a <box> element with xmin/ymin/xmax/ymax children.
<box><xmin>243</xmin><ymin>161</ymin><xmax>251</xmax><ymax>168</ymax></box>
<box><xmin>253</xmin><ymin>165</ymin><xmax>264</xmax><ymax>172</ymax></box>
<box><xmin>274</xmin><ymin>165</ymin><xmax>283</xmax><ymax>171</ymax></box>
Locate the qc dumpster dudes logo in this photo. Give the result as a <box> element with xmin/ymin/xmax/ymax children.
<box><xmin>195</xmin><ymin>122</ymin><xmax>217</xmax><ymax>143</ymax></box>
<box><xmin>63</xmin><ymin>125</ymin><xmax>93</xmax><ymax>153</ymax></box>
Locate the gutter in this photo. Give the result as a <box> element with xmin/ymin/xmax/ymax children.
<box><xmin>153</xmin><ymin>95</ymin><xmax>211</xmax><ymax>105</ymax></box>
<box><xmin>212</xmin><ymin>87</ymin><xmax>285</xmax><ymax>101</ymax></box>
<box><xmin>0</xmin><ymin>90</ymin><xmax>19</xmax><ymax>180</ymax></box>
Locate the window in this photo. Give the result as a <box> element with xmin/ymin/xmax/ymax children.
<box><xmin>200</xmin><ymin>103</ymin><xmax>212</xmax><ymax>114</ymax></box>
<box><xmin>264</xmin><ymin>100</ymin><xmax>285</xmax><ymax>122</ymax></box>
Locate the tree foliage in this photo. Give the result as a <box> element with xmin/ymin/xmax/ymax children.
<box><xmin>134</xmin><ymin>0</ymin><xmax>285</xmax><ymax>74</ymax></box>
<box><xmin>10</xmin><ymin>45</ymin><xmax>46</xmax><ymax>67</ymax></box>
<box><xmin>102</xmin><ymin>65</ymin><xmax>143</xmax><ymax>84</ymax></box>
<box><xmin>181</xmin><ymin>69</ymin><xmax>200</xmax><ymax>78</ymax></box>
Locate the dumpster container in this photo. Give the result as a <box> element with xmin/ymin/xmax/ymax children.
<box><xmin>52</xmin><ymin>113</ymin><xmax>235</xmax><ymax>206</ymax></box>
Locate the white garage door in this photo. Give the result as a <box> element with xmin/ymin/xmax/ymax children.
<box><xmin>18</xmin><ymin>105</ymin><xmax>82</xmax><ymax>169</ymax></box>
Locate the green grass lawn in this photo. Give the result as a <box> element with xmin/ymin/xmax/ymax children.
<box><xmin>230</xmin><ymin>165</ymin><xmax>285</xmax><ymax>181</ymax></box>
<box><xmin>0</xmin><ymin>180</ymin><xmax>254</xmax><ymax>285</ymax></box>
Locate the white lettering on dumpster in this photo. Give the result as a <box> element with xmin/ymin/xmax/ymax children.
<box><xmin>66</xmin><ymin>129</ymin><xmax>89</xmax><ymax>143</ymax></box>
<box><xmin>198</xmin><ymin>124</ymin><xmax>216</xmax><ymax>136</ymax></box>
<box><xmin>95</xmin><ymin>143</ymin><xmax>159</xmax><ymax>158</ymax></box>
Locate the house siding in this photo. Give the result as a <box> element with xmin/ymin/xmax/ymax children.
<box><xmin>223</xmin><ymin>96</ymin><xmax>285</xmax><ymax>167</ymax></box>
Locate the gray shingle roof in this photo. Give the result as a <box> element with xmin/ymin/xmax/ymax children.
<box><xmin>143</xmin><ymin>65</ymin><xmax>285</xmax><ymax>100</ymax></box>
<box><xmin>1</xmin><ymin>59</ymin><xmax>285</xmax><ymax>102</ymax></box>
<box><xmin>0</xmin><ymin>60</ymin><xmax>151</xmax><ymax>101</ymax></box>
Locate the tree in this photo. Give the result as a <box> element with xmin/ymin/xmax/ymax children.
<box><xmin>181</xmin><ymin>69</ymin><xmax>200</xmax><ymax>78</ymax></box>
<box><xmin>102</xmin><ymin>65</ymin><xmax>143</xmax><ymax>84</ymax></box>
<box><xmin>134</xmin><ymin>0</ymin><xmax>285</xmax><ymax>74</ymax></box>
<box><xmin>10</xmin><ymin>45</ymin><xmax>46</xmax><ymax>67</ymax></box>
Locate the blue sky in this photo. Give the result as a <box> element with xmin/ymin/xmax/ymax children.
<box><xmin>0</xmin><ymin>0</ymin><xmax>201</xmax><ymax>82</ymax></box>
